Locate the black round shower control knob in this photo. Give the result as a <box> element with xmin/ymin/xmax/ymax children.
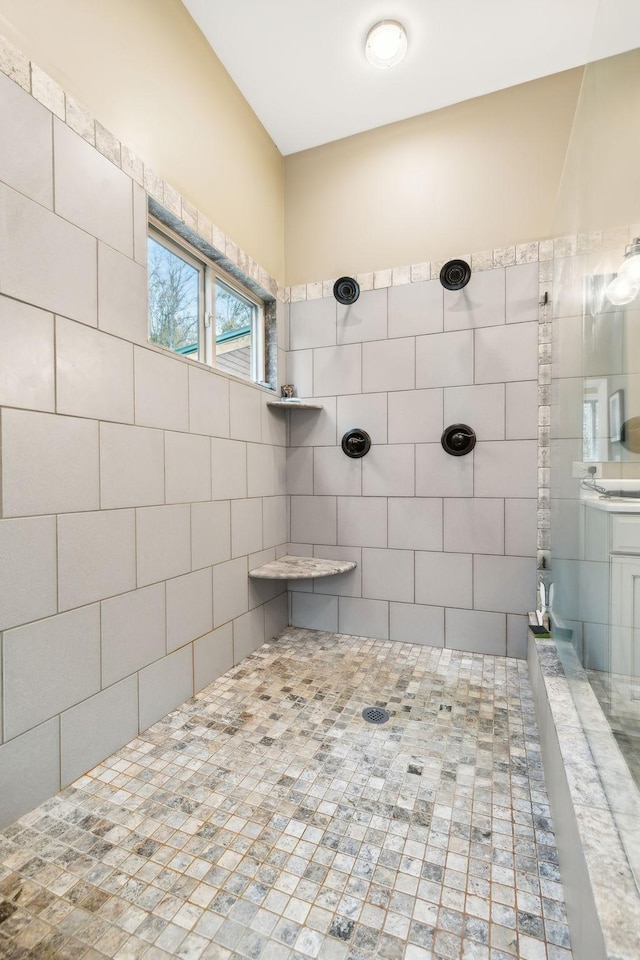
<box><xmin>441</xmin><ymin>423</ymin><xmax>476</xmax><ymax>456</ymax></box>
<box><xmin>341</xmin><ymin>428</ymin><xmax>371</xmax><ymax>458</ymax></box>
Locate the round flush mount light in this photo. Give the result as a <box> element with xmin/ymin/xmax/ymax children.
<box><xmin>365</xmin><ymin>20</ymin><xmax>408</xmax><ymax>69</ymax></box>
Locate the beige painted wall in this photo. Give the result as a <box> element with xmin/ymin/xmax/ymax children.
<box><xmin>0</xmin><ymin>0</ymin><xmax>285</xmax><ymax>282</ymax></box>
<box><xmin>285</xmin><ymin>70</ymin><xmax>583</xmax><ymax>286</ymax></box>
<box><xmin>555</xmin><ymin>48</ymin><xmax>640</xmax><ymax>236</ymax></box>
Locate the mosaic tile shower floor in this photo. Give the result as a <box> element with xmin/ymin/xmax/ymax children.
<box><xmin>0</xmin><ymin>629</ymin><xmax>571</xmax><ymax>960</ymax></box>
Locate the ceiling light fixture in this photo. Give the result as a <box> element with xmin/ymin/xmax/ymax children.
<box><xmin>365</xmin><ymin>20</ymin><xmax>408</xmax><ymax>69</ymax></box>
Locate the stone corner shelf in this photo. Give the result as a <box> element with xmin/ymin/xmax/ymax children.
<box><xmin>266</xmin><ymin>400</ymin><xmax>324</xmax><ymax>410</ymax></box>
<box><xmin>248</xmin><ymin>555</ymin><xmax>357</xmax><ymax>580</ymax></box>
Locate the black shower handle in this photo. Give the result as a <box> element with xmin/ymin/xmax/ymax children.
<box><xmin>441</xmin><ymin>423</ymin><xmax>476</xmax><ymax>456</ymax></box>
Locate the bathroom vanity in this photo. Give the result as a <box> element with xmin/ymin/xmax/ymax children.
<box><xmin>580</xmin><ymin>483</ymin><xmax>640</xmax><ymax>711</ymax></box>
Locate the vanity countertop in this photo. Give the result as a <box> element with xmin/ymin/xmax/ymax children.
<box><xmin>581</xmin><ymin>481</ymin><xmax>640</xmax><ymax>513</ymax></box>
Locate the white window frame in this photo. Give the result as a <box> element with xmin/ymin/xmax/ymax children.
<box><xmin>148</xmin><ymin>218</ymin><xmax>265</xmax><ymax>383</ymax></box>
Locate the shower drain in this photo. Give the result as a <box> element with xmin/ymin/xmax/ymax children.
<box><xmin>362</xmin><ymin>706</ymin><xmax>390</xmax><ymax>724</ymax></box>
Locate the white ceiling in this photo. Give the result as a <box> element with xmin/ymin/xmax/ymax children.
<box><xmin>181</xmin><ymin>0</ymin><xmax>640</xmax><ymax>156</ymax></box>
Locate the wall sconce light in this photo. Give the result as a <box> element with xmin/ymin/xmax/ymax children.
<box><xmin>606</xmin><ymin>237</ymin><xmax>640</xmax><ymax>306</ymax></box>
<box><xmin>365</xmin><ymin>20</ymin><xmax>408</xmax><ymax>69</ymax></box>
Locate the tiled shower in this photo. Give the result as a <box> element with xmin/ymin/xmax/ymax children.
<box><xmin>0</xmin><ymin>20</ymin><xmax>639</xmax><ymax>960</ymax></box>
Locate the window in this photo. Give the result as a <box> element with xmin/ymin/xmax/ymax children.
<box><xmin>147</xmin><ymin>221</ymin><xmax>265</xmax><ymax>383</ymax></box>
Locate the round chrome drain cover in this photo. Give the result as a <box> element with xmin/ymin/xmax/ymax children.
<box><xmin>362</xmin><ymin>706</ymin><xmax>390</xmax><ymax>724</ymax></box>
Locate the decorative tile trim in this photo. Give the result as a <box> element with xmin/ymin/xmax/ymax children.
<box><xmin>0</xmin><ymin>32</ymin><xmax>283</xmax><ymax>305</ymax></box>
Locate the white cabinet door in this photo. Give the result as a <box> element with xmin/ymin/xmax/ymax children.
<box><xmin>610</xmin><ymin>556</ymin><xmax>640</xmax><ymax>676</ymax></box>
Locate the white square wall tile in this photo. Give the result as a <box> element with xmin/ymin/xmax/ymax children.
<box><xmin>290</xmin><ymin>297</ymin><xmax>336</xmax><ymax>350</ymax></box>
<box><xmin>291</xmin><ymin>592</ymin><xmax>339</xmax><ymax>633</ymax></box>
<box><xmin>191</xmin><ymin>500</ymin><xmax>231</xmax><ymax>569</ymax></box>
<box><xmin>233</xmin><ymin>607</ymin><xmax>265</xmax><ymax>662</ymax></box>
<box><xmin>314</xmin><ymin>446</ymin><xmax>362</xmax><ymax>496</ymax></box>
<box><xmin>213</xmin><ymin>557</ymin><xmax>249</xmax><ymax>627</ymax></box>
<box><xmin>337</xmin><ymin>393</ymin><xmax>388</xmax><ymax>445</ymax></box>
<box><xmin>505</xmin><ymin>499</ymin><xmax>537</xmax><ymax>557</ymax></box>
<box><xmin>474</xmin><ymin>440</ymin><xmax>537</xmax><ymax>498</ymax></box>
<box><xmin>0</xmin><ymin>719</ymin><xmax>60</xmax><ymax>829</ymax></box>
<box><xmin>101</xmin><ymin>583</ymin><xmax>166</xmax><ymax>686</ymax></box>
<box><xmin>506</xmin><ymin>262</ymin><xmax>539</xmax><ymax>324</ymax></box>
<box><xmin>138</xmin><ymin>645</ymin><xmax>193</xmax><ymax>732</ymax></box>
<box><xmin>231</xmin><ymin>498</ymin><xmax>263</xmax><ymax>557</ymax></box>
<box><xmin>287</xmin><ymin>447</ymin><xmax>314</xmax><ymax>495</ymax></box>
<box><xmin>388</xmin><ymin>279</ymin><xmax>443</xmax><ymax>338</ymax></box>
<box><xmin>212</xmin><ymin>438</ymin><xmax>247</xmax><ymax>499</ymax></box>
<box><xmin>444</xmin><ymin>267</ymin><xmax>505</xmax><ymax>330</ymax></box>
<box><xmin>387</xmin><ymin>390</ymin><xmax>443</xmax><ymax>444</ymax></box>
<box><xmin>290</xmin><ymin>398</ymin><xmax>337</xmax><ymax>447</ymax></box>
<box><xmin>0</xmin><ymin>517</ymin><xmax>57</xmax><ymax>631</ymax></box>
<box><xmin>416</xmin><ymin>330</ymin><xmax>473</xmax><ymax>388</ymax></box>
<box><xmin>362</xmin><ymin>548</ymin><xmax>414</xmax><ymax>602</ymax></box>
<box><xmin>97</xmin><ymin>243</ymin><xmax>147</xmax><ymax>343</ymax></box>
<box><xmin>314</xmin><ymin>343</ymin><xmax>362</xmax><ymax>396</ymax></box>
<box><xmin>313</xmin><ymin>546</ymin><xmax>361</xmax><ymax>598</ymax></box>
<box><xmin>388</xmin><ymin>498</ymin><xmax>443</xmax><ymax>551</ymax></box>
<box><xmin>194</xmin><ymin>623</ymin><xmax>233</xmax><ymax>691</ymax></box>
<box><xmin>189</xmin><ymin>366</ymin><xmax>230</xmax><ymax>438</ymax></box>
<box><xmin>263</xmin><ymin>497</ymin><xmax>288</xmax><ymax>550</ymax></box>
<box><xmin>54</xmin><ymin>119</ymin><xmax>133</xmax><ymax>257</ymax></box>
<box><xmin>507</xmin><ymin>614</ymin><xmax>529</xmax><ymax>659</ymax></box>
<box><xmin>0</xmin><ymin>183</ymin><xmax>97</xmax><ymax>326</ymax></box>
<box><xmin>337</xmin><ymin>288</ymin><xmax>387</xmax><ymax>344</ymax></box>
<box><xmin>135</xmin><ymin>346</ymin><xmax>189</xmax><ymax>432</ymax></box>
<box><xmin>390</xmin><ymin>602</ymin><xmax>444</xmax><ymax>647</ymax></box>
<box><xmin>505</xmin><ymin>381</ymin><xmax>538</xmax><ymax>439</ymax></box>
<box><xmin>265</xmin><ymin>593</ymin><xmax>288</xmax><ymax>640</ymax></box>
<box><xmin>165</xmin><ymin>431</ymin><xmax>212</xmax><ymax>503</ymax></box>
<box><xmin>100</xmin><ymin>422</ymin><xmax>164</xmax><ymax>509</ymax></box>
<box><xmin>362</xmin><ymin>338</ymin><xmax>415</xmax><ymax>393</ymax></box>
<box><xmin>137</xmin><ymin>504</ymin><xmax>191</xmax><ymax>587</ymax></box>
<box><xmin>0</xmin><ymin>70</ymin><xmax>52</xmax><ymax>208</ymax></box>
<box><xmin>474</xmin><ymin>321</ymin><xmax>539</xmax><ymax>383</ymax></box>
<box><xmin>443</xmin><ymin>384</ymin><xmax>505</xmax><ymax>441</ymax></box>
<box><xmin>415</xmin><ymin>551</ymin><xmax>472</xmax><ymax>609</ymax></box>
<box><xmin>60</xmin><ymin>676</ymin><xmax>138</xmax><ymax>787</ymax></box>
<box><xmin>415</xmin><ymin>443</ymin><xmax>473</xmax><ymax>498</ymax></box>
<box><xmin>337</xmin><ymin>497</ymin><xmax>387</xmax><ymax>548</ymax></box>
<box><xmin>444</xmin><ymin>499</ymin><xmax>504</xmax><ymax>555</ymax></box>
<box><xmin>58</xmin><ymin>509</ymin><xmax>136</xmax><ymax>610</ymax></box>
<box><xmin>291</xmin><ymin>496</ymin><xmax>337</xmax><ymax>545</ymax></box>
<box><xmin>248</xmin><ymin>444</ymin><xmax>278</xmax><ymax>498</ymax></box>
<box><xmin>263</xmin><ymin>400</ymin><xmax>288</xmax><ymax>451</ymax></box>
<box><xmin>445</xmin><ymin>607</ymin><xmax>506</xmax><ymax>655</ymax></box>
<box><xmin>1</xmin><ymin>409</ymin><xmax>99</xmax><ymax>516</ymax></box>
<box><xmin>473</xmin><ymin>554</ymin><xmax>536</xmax><ymax>614</ymax></box>
<box><xmin>285</xmin><ymin>349</ymin><xmax>313</xmax><ymax>399</ymax></box>
<box><xmin>166</xmin><ymin>568</ymin><xmax>213</xmax><ymax>652</ymax></box>
<box><xmin>3</xmin><ymin>605</ymin><xmax>101</xmax><ymax>740</ymax></box>
<box><xmin>363</xmin><ymin>445</ymin><xmax>414</xmax><ymax>497</ymax></box>
<box><xmin>230</xmin><ymin>381</ymin><xmax>262</xmax><ymax>442</ymax></box>
<box><xmin>338</xmin><ymin>597</ymin><xmax>389</xmax><ymax>640</ymax></box>
<box><xmin>0</xmin><ymin>296</ymin><xmax>54</xmax><ymax>412</ymax></box>
<box><xmin>56</xmin><ymin>318</ymin><xmax>134</xmax><ymax>423</ymax></box>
